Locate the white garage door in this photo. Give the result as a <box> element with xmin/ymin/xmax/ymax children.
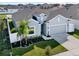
<box><xmin>50</xmin><ymin>24</ymin><xmax>67</xmax><ymax>35</ymax></box>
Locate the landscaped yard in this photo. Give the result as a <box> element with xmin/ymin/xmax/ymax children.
<box><xmin>12</xmin><ymin>39</ymin><xmax>67</xmax><ymax>56</ymax></box>
<box><xmin>68</xmin><ymin>29</ymin><xmax>79</xmax><ymax>39</ymax></box>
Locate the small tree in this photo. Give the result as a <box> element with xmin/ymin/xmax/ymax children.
<box><xmin>17</xmin><ymin>20</ymin><xmax>29</xmax><ymax>47</ymax></box>
<box><xmin>45</xmin><ymin>46</ymin><xmax>52</xmax><ymax>56</ymax></box>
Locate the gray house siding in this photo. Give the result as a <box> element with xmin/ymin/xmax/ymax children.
<box><xmin>44</xmin><ymin>15</ymin><xmax>68</xmax><ymax>36</ymax></box>
<box><xmin>28</xmin><ymin>18</ymin><xmax>41</xmax><ymax>37</ymax></box>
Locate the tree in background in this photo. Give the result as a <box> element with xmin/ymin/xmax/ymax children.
<box><xmin>0</xmin><ymin>15</ymin><xmax>7</xmax><ymax>50</ymax></box>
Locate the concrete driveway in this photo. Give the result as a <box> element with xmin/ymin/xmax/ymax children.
<box><xmin>55</xmin><ymin>48</ymin><xmax>79</xmax><ymax>56</ymax></box>
<box><xmin>53</xmin><ymin>33</ymin><xmax>68</xmax><ymax>44</ymax></box>
<box><xmin>61</xmin><ymin>35</ymin><xmax>79</xmax><ymax>50</ymax></box>
<box><xmin>55</xmin><ymin>35</ymin><xmax>79</xmax><ymax>56</ymax></box>
<box><xmin>54</xmin><ymin>35</ymin><xmax>79</xmax><ymax>56</ymax></box>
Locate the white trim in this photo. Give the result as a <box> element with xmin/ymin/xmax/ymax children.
<box><xmin>48</xmin><ymin>14</ymin><xmax>68</xmax><ymax>22</ymax></box>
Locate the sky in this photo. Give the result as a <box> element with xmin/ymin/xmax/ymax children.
<box><xmin>0</xmin><ymin>0</ymin><xmax>79</xmax><ymax>5</ymax></box>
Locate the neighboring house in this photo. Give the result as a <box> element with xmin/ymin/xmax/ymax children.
<box><xmin>0</xmin><ymin>8</ymin><xmax>18</xmax><ymax>14</ymax></box>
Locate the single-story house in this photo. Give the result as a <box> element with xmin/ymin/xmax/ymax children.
<box><xmin>32</xmin><ymin>13</ymin><xmax>74</xmax><ymax>43</ymax></box>
<box><xmin>7</xmin><ymin>6</ymin><xmax>78</xmax><ymax>43</ymax></box>
<box><xmin>7</xmin><ymin>13</ymin><xmax>74</xmax><ymax>43</ymax></box>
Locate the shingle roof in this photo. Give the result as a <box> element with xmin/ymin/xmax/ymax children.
<box><xmin>12</xmin><ymin>8</ymin><xmax>49</xmax><ymax>22</ymax></box>
<box><xmin>46</xmin><ymin>7</ymin><xmax>68</xmax><ymax>21</ymax></box>
<box><xmin>46</xmin><ymin>4</ymin><xmax>79</xmax><ymax>21</ymax></box>
<box><xmin>12</xmin><ymin>4</ymin><xmax>79</xmax><ymax>23</ymax></box>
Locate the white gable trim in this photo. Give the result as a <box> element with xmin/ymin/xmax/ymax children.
<box><xmin>48</xmin><ymin>14</ymin><xmax>68</xmax><ymax>22</ymax></box>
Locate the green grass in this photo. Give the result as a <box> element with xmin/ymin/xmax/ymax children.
<box><xmin>12</xmin><ymin>40</ymin><xmax>67</xmax><ymax>56</ymax></box>
<box><xmin>68</xmin><ymin>29</ymin><xmax>79</xmax><ymax>39</ymax></box>
<box><xmin>12</xmin><ymin>45</ymin><xmax>33</xmax><ymax>56</ymax></box>
<box><xmin>0</xmin><ymin>50</ymin><xmax>11</xmax><ymax>56</ymax></box>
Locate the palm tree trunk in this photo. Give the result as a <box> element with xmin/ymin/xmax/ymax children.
<box><xmin>25</xmin><ymin>36</ymin><xmax>28</xmax><ymax>46</ymax></box>
<box><xmin>20</xmin><ymin>35</ymin><xmax>22</xmax><ymax>47</ymax></box>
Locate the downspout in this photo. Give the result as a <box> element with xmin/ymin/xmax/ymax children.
<box><xmin>67</xmin><ymin>18</ymin><xmax>71</xmax><ymax>32</ymax></box>
<box><xmin>47</xmin><ymin>22</ymin><xmax>50</xmax><ymax>37</ymax></box>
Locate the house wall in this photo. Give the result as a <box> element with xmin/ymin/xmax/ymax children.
<box><xmin>10</xmin><ymin>33</ymin><xmax>18</xmax><ymax>43</ymax></box>
<box><xmin>69</xmin><ymin>19</ymin><xmax>79</xmax><ymax>30</ymax></box>
<box><xmin>6</xmin><ymin>18</ymin><xmax>19</xmax><ymax>43</ymax></box>
<box><xmin>68</xmin><ymin>23</ymin><xmax>74</xmax><ymax>32</ymax></box>
<box><xmin>28</xmin><ymin>19</ymin><xmax>41</xmax><ymax>37</ymax></box>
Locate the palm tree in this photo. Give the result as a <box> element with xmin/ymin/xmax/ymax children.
<box><xmin>17</xmin><ymin>20</ymin><xmax>29</xmax><ymax>47</ymax></box>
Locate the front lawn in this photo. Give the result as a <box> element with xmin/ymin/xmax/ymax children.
<box><xmin>12</xmin><ymin>39</ymin><xmax>67</xmax><ymax>56</ymax></box>
<box><xmin>68</xmin><ymin>29</ymin><xmax>79</xmax><ymax>39</ymax></box>
<box><xmin>12</xmin><ymin>45</ymin><xmax>33</xmax><ymax>56</ymax></box>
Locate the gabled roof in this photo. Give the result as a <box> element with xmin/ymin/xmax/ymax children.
<box><xmin>47</xmin><ymin>14</ymin><xmax>68</xmax><ymax>22</ymax></box>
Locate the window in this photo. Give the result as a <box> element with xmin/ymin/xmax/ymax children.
<box><xmin>29</xmin><ymin>27</ymin><xmax>34</xmax><ymax>34</ymax></box>
<box><xmin>32</xmin><ymin>16</ymin><xmax>37</xmax><ymax>21</ymax></box>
